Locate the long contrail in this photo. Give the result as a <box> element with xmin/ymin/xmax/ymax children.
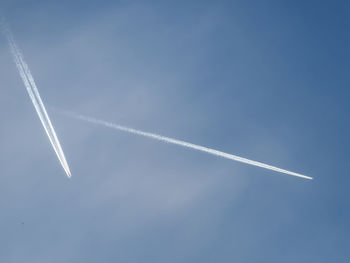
<box><xmin>58</xmin><ymin>110</ymin><xmax>312</xmax><ymax>180</ymax></box>
<box><xmin>3</xmin><ymin>24</ymin><xmax>71</xmax><ymax>177</ymax></box>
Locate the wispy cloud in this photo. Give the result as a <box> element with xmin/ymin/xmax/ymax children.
<box><xmin>58</xmin><ymin>109</ymin><xmax>312</xmax><ymax>180</ymax></box>
<box><xmin>2</xmin><ymin>23</ymin><xmax>71</xmax><ymax>178</ymax></box>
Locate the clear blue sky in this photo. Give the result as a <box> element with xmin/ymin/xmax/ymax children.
<box><xmin>0</xmin><ymin>1</ymin><xmax>349</xmax><ymax>262</ymax></box>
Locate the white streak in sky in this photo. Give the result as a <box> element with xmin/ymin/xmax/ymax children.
<box><xmin>60</xmin><ymin>110</ymin><xmax>312</xmax><ymax>180</ymax></box>
<box><xmin>2</xmin><ymin>24</ymin><xmax>71</xmax><ymax>177</ymax></box>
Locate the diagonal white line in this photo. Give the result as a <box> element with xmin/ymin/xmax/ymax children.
<box><xmin>3</xmin><ymin>25</ymin><xmax>71</xmax><ymax>177</ymax></box>
<box><xmin>59</xmin><ymin>109</ymin><xmax>312</xmax><ymax>180</ymax></box>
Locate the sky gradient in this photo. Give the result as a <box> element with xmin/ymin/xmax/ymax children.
<box><xmin>0</xmin><ymin>1</ymin><xmax>349</xmax><ymax>262</ymax></box>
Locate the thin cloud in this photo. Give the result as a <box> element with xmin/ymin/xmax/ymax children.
<box><xmin>3</xmin><ymin>24</ymin><xmax>71</xmax><ymax>178</ymax></box>
<box><xmin>58</xmin><ymin>109</ymin><xmax>312</xmax><ymax>180</ymax></box>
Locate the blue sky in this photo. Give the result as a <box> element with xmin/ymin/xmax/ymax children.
<box><xmin>0</xmin><ymin>1</ymin><xmax>349</xmax><ymax>262</ymax></box>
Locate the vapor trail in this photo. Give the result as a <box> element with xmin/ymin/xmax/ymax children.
<box><xmin>59</xmin><ymin>110</ymin><xmax>312</xmax><ymax>180</ymax></box>
<box><xmin>3</xmin><ymin>25</ymin><xmax>71</xmax><ymax>177</ymax></box>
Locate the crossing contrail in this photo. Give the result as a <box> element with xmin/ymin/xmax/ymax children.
<box><xmin>3</xmin><ymin>24</ymin><xmax>71</xmax><ymax>178</ymax></box>
<box><xmin>58</xmin><ymin>110</ymin><xmax>312</xmax><ymax>180</ymax></box>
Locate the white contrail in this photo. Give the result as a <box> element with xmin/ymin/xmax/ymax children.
<box><xmin>59</xmin><ymin>110</ymin><xmax>312</xmax><ymax>180</ymax></box>
<box><xmin>3</xmin><ymin>25</ymin><xmax>71</xmax><ymax>178</ymax></box>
